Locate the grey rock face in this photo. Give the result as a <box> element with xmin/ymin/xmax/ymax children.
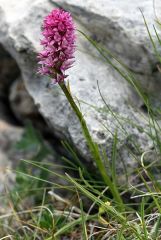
<box><xmin>52</xmin><ymin>0</ymin><xmax>161</xmax><ymax>74</ymax></box>
<box><xmin>0</xmin><ymin>121</ymin><xmax>23</xmax><ymax>193</ymax></box>
<box><xmin>9</xmin><ymin>77</ymin><xmax>40</xmax><ymax>122</ymax></box>
<box><xmin>0</xmin><ymin>0</ymin><xmax>160</xmax><ymax>182</ymax></box>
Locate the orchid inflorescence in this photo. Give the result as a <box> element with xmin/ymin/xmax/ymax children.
<box><xmin>38</xmin><ymin>8</ymin><xmax>76</xmax><ymax>83</ymax></box>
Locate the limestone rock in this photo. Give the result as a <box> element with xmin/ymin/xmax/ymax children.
<box><xmin>0</xmin><ymin>121</ymin><xmax>23</xmax><ymax>193</ymax></box>
<box><xmin>9</xmin><ymin>77</ymin><xmax>40</xmax><ymax>122</ymax></box>
<box><xmin>0</xmin><ymin>0</ymin><xmax>160</xmax><ymax>182</ymax></box>
<box><xmin>52</xmin><ymin>0</ymin><xmax>161</xmax><ymax>74</ymax></box>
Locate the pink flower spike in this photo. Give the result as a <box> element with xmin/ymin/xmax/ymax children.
<box><xmin>37</xmin><ymin>8</ymin><xmax>76</xmax><ymax>83</ymax></box>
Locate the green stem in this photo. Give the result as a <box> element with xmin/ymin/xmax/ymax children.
<box><xmin>59</xmin><ymin>82</ymin><xmax>124</xmax><ymax>209</ymax></box>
